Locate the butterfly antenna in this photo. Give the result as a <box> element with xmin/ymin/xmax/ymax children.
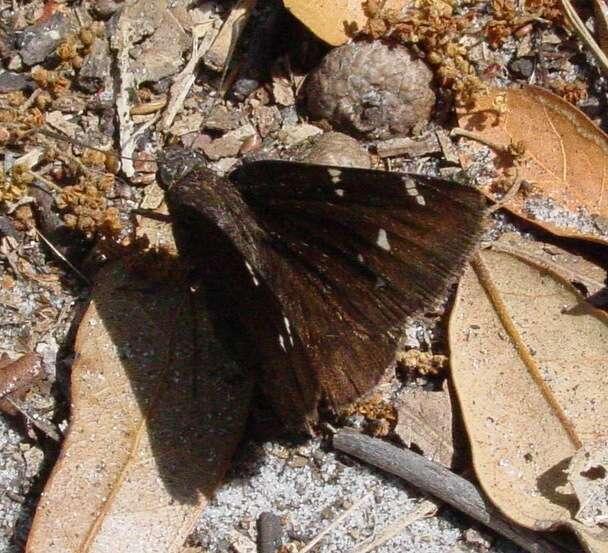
<box><xmin>35</xmin><ymin>127</ymin><xmax>139</xmax><ymax>163</ymax></box>
<box><xmin>24</xmin><ymin>126</ymin><xmax>158</xmax><ymax>193</ymax></box>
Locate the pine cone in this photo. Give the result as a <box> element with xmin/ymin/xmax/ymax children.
<box><xmin>306</xmin><ymin>42</ymin><xmax>435</xmax><ymax>140</ymax></box>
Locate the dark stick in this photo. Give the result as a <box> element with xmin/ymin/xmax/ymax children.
<box><xmin>333</xmin><ymin>429</ymin><xmax>566</xmax><ymax>553</ymax></box>
<box><xmin>257</xmin><ymin>511</ymin><xmax>283</xmax><ymax>553</ymax></box>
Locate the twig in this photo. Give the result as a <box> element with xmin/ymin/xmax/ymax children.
<box><xmin>349</xmin><ymin>498</ymin><xmax>439</xmax><ymax>553</ymax></box>
<box><xmin>299</xmin><ymin>492</ymin><xmax>373</xmax><ymax>553</ymax></box>
<box><xmin>35</xmin><ymin>228</ymin><xmax>91</xmax><ymax>286</ymax></box>
<box><xmin>38</xmin><ymin>127</ymin><xmax>113</xmax><ymax>157</ymax></box>
<box><xmin>6</xmin><ymin>196</ymin><xmax>36</xmax><ymax>214</ymax></box>
<box><xmin>5</xmin><ymin>397</ymin><xmax>62</xmax><ymax>442</ymax></box>
<box><xmin>161</xmin><ymin>21</ymin><xmax>220</xmax><ymax>129</ymax></box>
<box><xmin>1</xmin><ymin>487</ymin><xmax>25</xmax><ymax>504</ymax></box>
<box><xmin>560</xmin><ymin>0</ymin><xmax>608</xmax><ymax>76</ymax></box>
<box><xmin>333</xmin><ymin>430</ymin><xmax>565</xmax><ymax>553</ymax></box>
<box><xmin>450</xmin><ymin>127</ymin><xmax>513</xmax><ymax>156</ymax></box>
<box><xmin>26</xmin><ymin>169</ymin><xmax>63</xmax><ymax>193</ymax></box>
<box><xmin>257</xmin><ymin>511</ymin><xmax>283</xmax><ymax>553</ymax></box>
<box><xmin>18</xmin><ymin>88</ymin><xmax>42</xmax><ymax>112</ymax></box>
<box><xmin>487</xmin><ymin>166</ymin><xmax>522</xmax><ymax>213</ymax></box>
<box><xmin>111</xmin><ymin>13</ymin><xmax>137</xmax><ymax>177</ymax></box>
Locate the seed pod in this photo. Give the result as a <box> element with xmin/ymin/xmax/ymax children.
<box><xmin>306</xmin><ymin>41</ymin><xmax>436</xmax><ymax>140</ymax></box>
<box><xmin>79</xmin><ymin>27</ymin><xmax>95</xmax><ymax>47</ymax></box>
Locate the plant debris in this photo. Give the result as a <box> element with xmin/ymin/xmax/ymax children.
<box><xmin>1</xmin><ymin>0</ymin><xmax>607</xmax><ymax>552</ymax></box>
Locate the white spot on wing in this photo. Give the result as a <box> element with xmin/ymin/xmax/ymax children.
<box><xmin>283</xmin><ymin>316</ymin><xmax>294</xmax><ymax>346</ymax></box>
<box><xmin>376</xmin><ymin>228</ymin><xmax>391</xmax><ymax>251</ymax></box>
<box><xmin>278</xmin><ymin>334</ymin><xmax>286</xmax><ymax>352</ymax></box>
<box><xmin>357</xmin><ymin>253</ymin><xmax>364</xmax><ymax>263</ymax></box>
<box><xmin>403</xmin><ymin>177</ymin><xmax>425</xmax><ymax>207</ymax></box>
<box><xmin>244</xmin><ymin>261</ymin><xmax>260</xmax><ymax>287</ymax></box>
<box><xmin>335</xmin><ymin>188</ymin><xmax>345</xmax><ymax>197</ymax></box>
<box><xmin>328</xmin><ymin>168</ymin><xmax>342</xmax><ymax>184</ymax></box>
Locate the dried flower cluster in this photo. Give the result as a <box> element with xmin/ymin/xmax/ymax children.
<box><xmin>362</xmin><ymin>0</ymin><xmax>562</xmax><ymax>107</ymax></box>
<box><xmin>0</xmin><ymin>167</ymin><xmax>31</xmax><ymax>204</ymax></box>
<box><xmin>56</xmin><ymin>23</ymin><xmax>104</xmax><ymax>72</ymax></box>
<box><xmin>56</xmin><ymin>174</ymin><xmax>121</xmax><ymax>236</ymax></box>
<box><xmin>341</xmin><ymin>393</ymin><xmax>398</xmax><ymax>436</ymax></box>
<box><xmin>363</xmin><ymin>0</ymin><xmax>485</xmax><ymax>107</ymax></box>
<box><xmin>0</xmin><ymin>109</ymin><xmax>42</xmax><ymax>205</ymax></box>
<box><xmin>548</xmin><ymin>79</ymin><xmax>589</xmax><ymax>104</ymax></box>
<box><xmin>0</xmin><ymin>106</ymin><xmax>44</xmax><ymax>138</ymax></box>
<box><xmin>31</xmin><ymin>67</ymin><xmax>71</xmax><ymax>98</ymax></box>
<box><xmin>397</xmin><ymin>349</ymin><xmax>448</xmax><ymax>377</ymax></box>
<box><xmin>0</xmin><ymin>101</ymin><xmax>125</xmax><ymax>242</ymax></box>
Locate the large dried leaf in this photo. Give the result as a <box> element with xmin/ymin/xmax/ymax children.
<box><xmin>449</xmin><ymin>236</ymin><xmax>608</xmax><ymax>551</ymax></box>
<box><xmin>457</xmin><ymin>85</ymin><xmax>608</xmax><ymax>244</ymax></box>
<box><xmin>283</xmin><ymin>0</ymin><xmax>409</xmax><ymax>46</ymax></box>
<box><xmin>26</xmin><ymin>260</ymin><xmax>253</xmax><ymax>553</ymax></box>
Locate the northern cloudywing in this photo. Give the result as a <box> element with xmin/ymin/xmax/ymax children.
<box><xmin>159</xmin><ymin>148</ymin><xmax>488</xmax><ymax>427</ymax></box>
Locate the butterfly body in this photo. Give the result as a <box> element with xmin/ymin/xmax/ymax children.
<box><xmin>161</xmin><ymin>151</ymin><xmax>488</xmax><ymax>427</ymax></box>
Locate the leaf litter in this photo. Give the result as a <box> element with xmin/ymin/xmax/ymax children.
<box><xmin>394</xmin><ymin>381</ymin><xmax>457</xmax><ymax>469</ymax></box>
<box><xmin>1</xmin><ymin>0</ymin><xmax>608</xmax><ymax>552</ymax></box>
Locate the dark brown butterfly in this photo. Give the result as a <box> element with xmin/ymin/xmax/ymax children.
<box><xmin>159</xmin><ymin>148</ymin><xmax>488</xmax><ymax>428</ymax></box>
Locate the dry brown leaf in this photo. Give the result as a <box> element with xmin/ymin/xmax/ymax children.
<box><xmin>449</xmin><ymin>237</ymin><xmax>608</xmax><ymax>551</ymax></box>
<box><xmin>204</xmin><ymin>0</ymin><xmax>257</xmax><ymax>71</ymax></box>
<box><xmin>26</xmin><ymin>260</ymin><xmax>253</xmax><ymax>553</ymax></box>
<box><xmin>457</xmin><ymin>85</ymin><xmax>608</xmax><ymax>244</ymax></box>
<box><xmin>0</xmin><ymin>352</ymin><xmax>44</xmax><ymax>415</ymax></box>
<box><xmin>271</xmin><ymin>74</ymin><xmax>295</xmax><ymax>107</ymax></box>
<box><xmin>490</xmin><ymin>233</ymin><xmax>607</xmax><ymax>306</ymax></box>
<box><xmin>394</xmin><ymin>381</ymin><xmax>456</xmax><ymax>467</ymax></box>
<box><xmin>282</xmin><ymin>0</ymin><xmax>408</xmax><ymax>46</ymax></box>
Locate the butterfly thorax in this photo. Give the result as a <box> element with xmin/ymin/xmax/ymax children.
<box><xmin>163</xmin><ymin>163</ymin><xmax>267</xmax><ymax>279</ymax></box>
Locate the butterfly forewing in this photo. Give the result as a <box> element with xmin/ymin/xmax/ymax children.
<box><xmin>231</xmin><ymin>161</ymin><xmax>488</xmax><ymax>332</ymax></box>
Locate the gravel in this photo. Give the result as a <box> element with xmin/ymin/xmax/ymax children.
<box><xmin>192</xmin><ymin>438</ymin><xmax>524</xmax><ymax>553</ymax></box>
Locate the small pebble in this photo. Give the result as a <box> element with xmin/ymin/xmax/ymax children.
<box><xmin>509</xmin><ymin>57</ymin><xmax>534</xmax><ymax>79</ymax></box>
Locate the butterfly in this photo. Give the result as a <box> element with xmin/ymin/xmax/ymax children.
<box><xmin>158</xmin><ymin>147</ymin><xmax>488</xmax><ymax>428</ymax></box>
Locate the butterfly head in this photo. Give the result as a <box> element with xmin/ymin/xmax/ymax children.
<box><xmin>156</xmin><ymin>146</ymin><xmax>208</xmax><ymax>191</ymax></box>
